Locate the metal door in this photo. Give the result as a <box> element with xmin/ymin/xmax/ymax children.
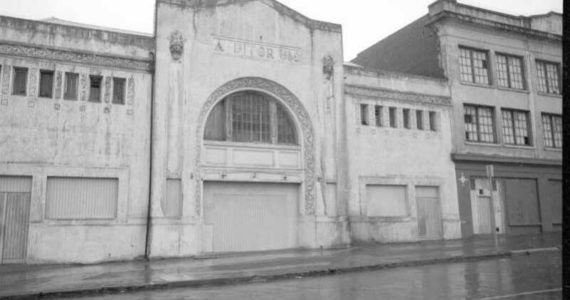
<box><xmin>416</xmin><ymin>186</ymin><xmax>443</xmax><ymax>240</ymax></box>
<box><xmin>0</xmin><ymin>176</ymin><xmax>32</xmax><ymax>264</ymax></box>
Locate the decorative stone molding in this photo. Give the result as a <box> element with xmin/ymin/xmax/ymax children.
<box><xmin>345</xmin><ymin>84</ymin><xmax>452</xmax><ymax>107</ymax></box>
<box><xmin>80</xmin><ymin>73</ymin><xmax>88</xmax><ymax>101</ymax></box>
<box><xmin>104</xmin><ymin>77</ymin><xmax>112</xmax><ymax>103</ymax></box>
<box><xmin>322</xmin><ymin>55</ymin><xmax>334</xmax><ymax>79</ymax></box>
<box><xmin>169</xmin><ymin>30</ymin><xmax>185</xmax><ymax>61</ymax></box>
<box><xmin>28</xmin><ymin>68</ymin><xmax>38</xmax><ymax>99</ymax></box>
<box><xmin>1</xmin><ymin>65</ymin><xmax>11</xmax><ymax>102</ymax></box>
<box><xmin>127</xmin><ymin>76</ymin><xmax>135</xmax><ymax>105</ymax></box>
<box><xmin>195</xmin><ymin>77</ymin><xmax>317</xmax><ymax>215</ymax></box>
<box><xmin>0</xmin><ymin>42</ymin><xmax>152</xmax><ymax>71</ymax></box>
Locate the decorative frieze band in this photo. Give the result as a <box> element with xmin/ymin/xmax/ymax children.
<box><xmin>0</xmin><ymin>42</ymin><xmax>152</xmax><ymax>71</ymax></box>
<box><xmin>345</xmin><ymin>84</ymin><xmax>452</xmax><ymax>107</ymax></box>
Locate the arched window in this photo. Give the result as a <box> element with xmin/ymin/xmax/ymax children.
<box><xmin>204</xmin><ymin>91</ymin><xmax>298</xmax><ymax>145</ymax></box>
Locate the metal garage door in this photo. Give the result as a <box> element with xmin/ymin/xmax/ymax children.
<box><xmin>0</xmin><ymin>176</ymin><xmax>32</xmax><ymax>264</ymax></box>
<box><xmin>204</xmin><ymin>182</ymin><xmax>299</xmax><ymax>252</ymax></box>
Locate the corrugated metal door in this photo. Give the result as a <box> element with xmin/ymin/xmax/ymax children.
<box><xmin>204</xmin><ymin>182</ymin><xmax>298</xmax><ymax>252</ymax></box>
<box><xmin>416</xmin><ymin>186</ymin><xmax>443</xmax><ymax>240</ymax></box>
<box><xmin>0</xmin><ymin>176</ymin><xmax>32</xmax><ymax>264</ymax></box>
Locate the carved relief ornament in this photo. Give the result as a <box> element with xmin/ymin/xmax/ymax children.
<box><xmin>169</xmin><ymin>30</ymin><xmax>185</xmax><ymax>61</ymax></box>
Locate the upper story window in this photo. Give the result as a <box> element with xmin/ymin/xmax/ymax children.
<box><xmin>64</xmin><ymin>72</ymin><xmax>79</xmax><ymax>100</ymax></box>
<box><xmin>541</xmin><ymin>113</ymin><xmax>562</xmax><ymax>148</ymax></box>
<box><xmin>374</xmin><ymin>105</ymin><xmax>383</xmax><ymax>127</ymax></box>
<box><xmin>89</xmin><ymin>75</ymin><xmax>103</xmax><ymax>102</ymax></box>
<box><xmin>403</xmin><ymin>109</ymin><xmax>411</xmax><ymax>129</ymax></box>
<box><xmin>389</xmin><ymin>107</ymin><xmax>397</xmax><ymax>128</ymax></box>
<box><xmin>12</xmin><ymin>67</ymin><xmax>28</xmax><ymax>96</ymax></box>
<box><xmin>501</xmin><ymin>109</ymin><xmax>531</xmax><ymax>146</ymax></box>
<box><xmin>112</xmin><ymin>77</ymin><xmax>126</xmax><ymax>105</ymax></box>
<box><xmin>464</xmin><ymin>104</ymin><xmax>496</xmax><ymax>143</ymax></box>
<box><xmin>416</xmin><ymin>110</ymin><xmax>424</xmax><ymax>130</ymax></box>
<box><xmin>429</xmin><ymin>111</ymin><xmax>438</xmax><ymax>131</ymax></box>
<box><xmin>360</xmin><ymin>104</ymin><xmax>369</xmax><ymax>126</ymax></box>
<box><xmin>39</xmin><ymin>70</ymin><xmax>54</xmax><ymax>98</ymax></box>
<box><xmin>496</xmin><ymin>53</ymin><xmax>525</xmax><ymax>90</ymax></box>
<box><xmin>204</xmin><ymin>91</ymin><xmax>298</xmax><ymax>145</ymax></box>
<box><xmin>536</xmin><ymin>60</ymin><xmax>561</xmax><ymax>95</ymax></box>
<box><xmin>459</xmin><ymin>47</ymin><xmax>490</xmax><ymax>85</ymax></box>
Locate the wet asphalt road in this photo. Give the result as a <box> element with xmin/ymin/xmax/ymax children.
<box><xmin>70</xmin><ymin>252</ymin><xmax>561</xmax><ymax>300</ymax></box>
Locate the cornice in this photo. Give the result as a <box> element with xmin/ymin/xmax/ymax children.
<box><xmin>452</xmin><ymin>153</ymin><xmax>562</xmax><ymax>168</ymax></box>
<box><xmin>345</xmin><ymin>84</ymin><xmax>452</xmax><ymax>107</ymax></box>
<box><xmin>0</xmin><ymin>42</ymin><xmax>153</xmax><ymax>72</ymax></box>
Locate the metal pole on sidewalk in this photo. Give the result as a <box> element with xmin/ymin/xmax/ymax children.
<box><xmin>486</xmin><ymin>165</ymin><xmax>499</xmax><ymax>253</ymax></box>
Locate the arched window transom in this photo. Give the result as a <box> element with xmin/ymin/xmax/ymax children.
<box><xmin>204</xmin><ymin>91</ymin><xmax>298</xmax><ymax>145</ymax></box>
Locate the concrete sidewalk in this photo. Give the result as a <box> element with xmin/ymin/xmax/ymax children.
<box><xmin>0</xmin><ymin>233</ymin><xmax>561</xmax><ymax>299</ymax></box>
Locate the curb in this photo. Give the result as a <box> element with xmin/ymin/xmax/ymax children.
<box><xmin>1</xmin><ymin>247</ymin><xmax>560</xmax><ymax>299</ymax></box>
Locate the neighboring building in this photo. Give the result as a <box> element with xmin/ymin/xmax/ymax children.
<box><xmin>354</xmin><ymin>0</ymin><xmax>562</xmax><ymax>237</ymax></box>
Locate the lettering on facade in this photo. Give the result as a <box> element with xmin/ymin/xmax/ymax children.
<box><xmin>212</xmin><ymin>35</ymin><xmax>301</xmax><ymax>63</ymax></box>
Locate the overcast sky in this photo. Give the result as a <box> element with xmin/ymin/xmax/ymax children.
<box><xmin>0</xmin><ymin>0</ymin><xmax>562</xmax><ymax>60</ymax></box>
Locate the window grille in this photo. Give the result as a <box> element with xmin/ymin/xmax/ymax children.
<box><xmin>501</xmin><ymin>109</ymin><xmax>530</xmax><ymax>146</ymax></box>
<box><xmin>204</xmin><ymin>91</ymin><xmax>298</xmax><ymax>145</ymax></box>
<box><xmin>542</xmin><ymin>114</ymin><xmax>562</xmax><ymax>148</ymax></box>
<box><xmin>496</xmin><ymin>54</ymin><xmax>524</xmax><ymax>89</ymax></box>
<box><xmin>89</xmin><ymin>75</ymin><xmax>102</xmax><ymax>102</ymax></box>
<box><xmin>459</xmin><ymin>47</ymin><xmax>490</xmax><ymax>85</ymax></box>
<box><xmin>464</xmin><ymin>104</ymin><xmax>496</xmax><ymax>143</ymax></box>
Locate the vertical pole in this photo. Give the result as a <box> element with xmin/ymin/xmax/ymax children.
<box><xmin>487</xmin><ymin>165</ymin><xmax>498</xmax><ymax>252</ymax></box>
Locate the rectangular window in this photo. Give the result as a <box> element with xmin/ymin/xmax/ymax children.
<box><xmin>536</xmin><ymin>60</ymin><xmax>560</xmax><ymax>94</ymax></box>
<box><xmin>12</xmin><ymin>67</ymin><xmax>28</xmax><ymax>96</ymax></box>
<box><xmin>541</xmin><ymin>113</ymin><xmax>562</xmax><ymax>148</ymax></box>
<box><xmin>112</xmin><ymin>77</ymin><xmax>126</xmax><ymax>105</ymax></box>
<box><xmin>389</xmin><ymin>107</ymin><xmax>397</xmax><ymax>128</ymax></box>
<box><xmin>64</xmin><ymin>72</ymin><xmax>79</xmax><ymax>100</ymax></box>
<box><xmin>464</xmin><ymin>104</ymin><xmax>496</xmax><ymax>143</ymax></box>
<box><xmin>459</xmin><ymin>47</ymin><xmax>490</xmax><ymax>85</ymax></box>
<box><xmin>403</xmin><ymin>109</ymin><xmax>410</xmax><ymax>129</ymax></box>
<box><xmin>501</xmin><ymin>109</ymin><xmax>531</xmax><ymax>146</ymax></box>
<box><xmin>496</xmin><ymin>53</ymin><xmax>525</xmax><ymax>89</ymax></box>
<box><xmin>416</xmin><ymin>110</ymin><xmax>424</xmax><ymax>130</ymax></box>
<box><xmin>429</xmin><ymin>111</ymin><xmax>437</xmax><ymax>131</ymax></box>
<box><xmin>360</xmin><ymin>104</ymin><xmax>369</xmax><ymax>125</ymax></box>
<box><xmin>89</xmin><ymin>75</ymin><xmax>103</xmax><ymax>102</ymax></box>
<box><xmin>38</xmin><ymin>70</ymin><xmax>54</xmax><ymax>98</ymax></box>
<box><xmin>374</xmin><ymin>105</ymin><xmax>382</xmax><ymax>127</ymax></box>
<box><xmin>46</xmin><ymin>177</ymin><xmax>118</xmax><ymax>220</ymax></box>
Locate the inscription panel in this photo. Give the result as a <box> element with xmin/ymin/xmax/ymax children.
<box><xmin>213</xmin><ymin>35</ymin><xmax>301</xmax><ymax>63</ymax></box>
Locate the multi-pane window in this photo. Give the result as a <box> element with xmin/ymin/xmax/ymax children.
<box><xmin>39</xmin><ymin>70</ymin><xmax>54</xmax><ymax>98</ymax></box>
<box><xmin>374</xmin><ymin>105</ymin><xmax>383</xmax><ymax>127</ymax></box>
<box><xmin>89</xmin><ymin>75</ymin><xmax>102</xmax><ymax>102</ymax></box>
<box><xmin>429</xmin><ymin>111</ymin><xmax>437</xmax><ymax>131</ymax></box>
<box><xmin>501</xmin><ymin>109</ymin><xmax>531</xmax><ymax>146</ymax></box>
<box><xmin>112</xmin><ymin>77</ymin><xmax>126</xmax><ymax>105</ymax></box>
<box><xmin>12</xmin><ymin>67</ymin><xmax>28</xmax><ymax>96</ymax></box>
<box><xmin>389</xmin><ymin>107</ymin><xmax>397</xmax><ymax>128</ymax></box>
<box><xmin>64</xmin><ymin>72</ymin><xmax>79</xmax><ymax>100</ymax></box>
<box><xmin>204</xmin><ymin>91</ymin><xmax>298</xmax><ymax>145</ymax></box>
<box><xmin>360</xmin><ymin>104</ymin><xmax>369</xmax><ymax>126</ymax></box>
<box><xmin>541</xmin><ymin>114</ymin><xmax>562</xmax><ymax>148</ymax></box>
<box><xmin>536</xmin><ymin>60</ymin><xmax>561</xmax><ymax>95</ymax></box>
<box><xmin>464</xmin><ymin>105</ymin><xmax>496</xmax><ymax>143</ymax></box>
<box><xmin>416</xmin><ymin>110</ymin><xmax>424</xmax><ymax>130</ymax></box>
<box><xmin>403</xmin><ymin>109</ymin><xmax>411</xmax><ymax>129</ymax></box>
<box><xmin>459</xmin><ymin>47</ymin><xmax>490</xmax><ymax>85</ymax></box>
<box><xmin>496</xmin><ymin>54</ymin><xmax>524</xmax><ymax>89</ymax></box>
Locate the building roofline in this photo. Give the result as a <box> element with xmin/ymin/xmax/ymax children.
<box><xmin>40</xmin><ymin>17</ymin><xmax>153</xmax><ymax>37</ymax></box>
<box><xmin>344</xmin><ymin>62</ymin><xmax>448</xmax><ymax>84</ymax></box>
<box><xmin>157</xmin><ymin>0</ymin><xmax>342</xmax><ymax>33</ymax></box>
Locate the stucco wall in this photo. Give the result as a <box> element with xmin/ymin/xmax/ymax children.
<box><xmin>0</xmin><ymin>18</ymin><xmax>153</xmax><ymax>263</ymax></box>
<box><xmin>344</xmin><ymin>67</ymin><xmax>461</xmax><ymax>242</ymax></box>
<box><xmin>150</xmin><ymin>0</ymin><xmax>348</xmax><ymax>257</ymax></box>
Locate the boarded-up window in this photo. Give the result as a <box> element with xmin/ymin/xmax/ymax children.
<box><xmin>89</xmin><ymin>75</ymin><xmax>102</xmax><ymax>102</ymax></box>
<box><xmin>39</xmin><ymin>70</ymin><xmax>54</xmax><ymax>98</ymax></box>
<box><xmin>12</xmin><ymin>67</ymin><xmax>28</xmax><ymax>96</ymax></box>
<box><xmin>504</xmin><ymin>178</ymin><xmax>540</xmax><ymax>226</ymax></box>
<box><xmin>46</xmin><ymin>177</ymin><xmax>118</xmax><ymax>220</ymax></box>
<box><xmin>112</xmin><ymin>77</ymin><xmax>126</xmax><ymax>105</ymax></box>
<box><xmin>204</xmin><ymin>91</ymin><xmax>298</xmax><ymax>145</ymax></box>
<box><xmin>162</xmin><ymin>179</ymin><xmax>182</xmax><ymax>218</ymax></box>
<box><xmin>366</xmin><ymin>185</ymin><xmax>407</xmax><ymax>217</ymax></box>
<box><xmin>64</xmin><ymin>72</ymin><xmax>79</xmax><ymax>100</ymax></box>
<box><xmin>549</xmin><ymin>179</ymin><xmax>562</xmax><ymax>224</ymax></box>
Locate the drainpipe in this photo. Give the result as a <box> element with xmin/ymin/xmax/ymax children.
<box><xmin>144</xmin><ymin>0</ymin><xmax>159</xmax><ymax>260</ymax></box>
